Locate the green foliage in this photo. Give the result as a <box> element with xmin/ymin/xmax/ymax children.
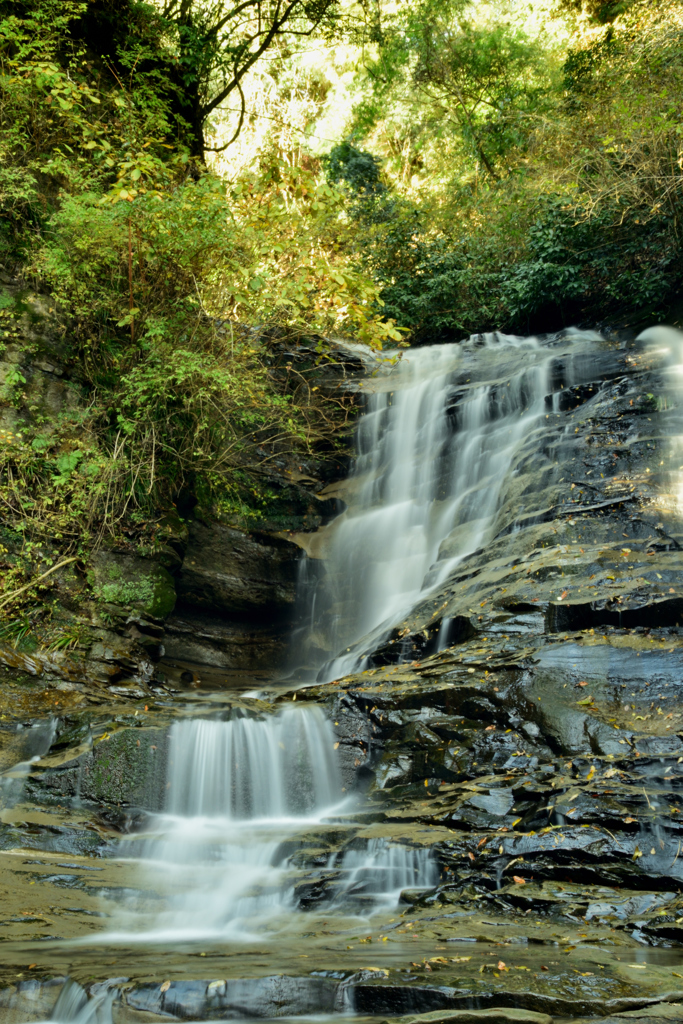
<box><xmin>0</xmin><ymin>0</ymin><xmax>406</xmax><ymax>627</ymax></box>
<box><xmin>350</xmin><ymin>0</ymin><xmax>554</xmax><ymax>182</ymax></box>
<box><xmin>325</xmin><ymin>142</ymin><xmax>385</xmax><ymax>196</ymax></box>
<box><xmin>323</xmin><ymin>0</ymin><xmax>683</xmax><ymax>336</ymax></box>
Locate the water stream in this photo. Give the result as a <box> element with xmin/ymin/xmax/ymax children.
<box><xmin>18</xmin><ymin>327</ymin><xmax>669</xmax><ymax>1022</ymax></box>
<box><xmin>92</xmin><ymin>330</ymin><xmax>608</xmax><ymax>943</ymax></box>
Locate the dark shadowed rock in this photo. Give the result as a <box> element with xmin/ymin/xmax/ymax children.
<box><xmin>176</xmin><ymin>521</ymin><xmax>301</xmax><ymax>616</ymax></box>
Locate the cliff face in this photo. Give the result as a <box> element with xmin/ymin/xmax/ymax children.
<box><xmin>0</xmin><ymin>277</ymin><xmax>352</xmax><ymax>696</ymax></box>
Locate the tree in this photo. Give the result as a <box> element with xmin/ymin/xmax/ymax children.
<box><xmin>357</xmin><ymin>0</ymin><xmax>551</xmax><ymax>181</ymax></box>
<box><xmin>161</xmin><ymin>0</ymin><xmax>340</xmax><ymax>158</ymax></box>
<box><xmin>67</xmin><ymin>0</ymin><xmax>339</xmax><ymax>159</ymax></box>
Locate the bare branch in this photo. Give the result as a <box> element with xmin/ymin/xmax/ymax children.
<box><xmin>205</xmin><ymin>80</ymin><xmax>246</xmax><ymax>150</ymax></box>
<box><xmin>201</xmin><ymin>0</ymin><xmax>302</xmax><ymax>119</ymax></box>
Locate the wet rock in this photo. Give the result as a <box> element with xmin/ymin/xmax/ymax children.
<box><xmin>162</xmin><ymin>609</ymin><xmax>289</xmax><ymax>671</ymax></box>
<box><xmin>381</xmin><ymin>1010</ymin><xmax>553</xmax><ymax>1024</ymax></box>
<box><xmin>90</xmin><ymin>551</ymin><xmax>177</xmax><ymax>620</ymax></box>
<box><xmin>0</xmin><ymin>628</ymin><xmax>155</xmax><ymax>690</ymax></box>
<box><xmin>176</xmin><ymin>521</ymin><xmax>301</xmax><ymax>616</ymax></box>
<box><xmin>30</xmin><ymin>726</ymin><xmax>167</xmax><ymax>809</ymax></box>
<box><xmin>125</xmin><ymin>975</ymin><xmax>340</xmax><ymax>1018</ymax></box>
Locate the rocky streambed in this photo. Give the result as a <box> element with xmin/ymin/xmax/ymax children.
<box><xmin>2</xmin><ymin>327</ymin><xmax>683</xmax><ymax>1023</ymax></box>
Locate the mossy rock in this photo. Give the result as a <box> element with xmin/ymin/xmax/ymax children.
<box><xmin>34</xmin><ymin>726</ymin><xmax>167</xmax><ymax>808</ymax></box>
<box><xmin>89</xmin><ymin>551</ymin><xmax>176</xmax><ymax>619</ymax></box>
<box><xmin>84</xmin><ymin>727</ymin><xmax>166</xmax><ymax>806</ymax></box>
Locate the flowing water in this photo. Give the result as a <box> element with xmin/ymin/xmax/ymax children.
<box><xmin>299</xmin><ymin>330</ymin><xmax>603</xmax><ymax>680</ymax></box>
<box><xmin>103</xmin><ymin>329</ymin><xmax>606</xmax><ymax>945</ymax></box>
<box><xmin>104</xmin><ymin>707</ymin><xmax>435</xmax><ymax>943</ymax></box>
<box><xmin>109</xmin><ymin>707</ymin><xmax>343</xmax><ymax>941</ymax></box>
<box><xmin>81</xmin><ymin>331</ymin><xmax>603</xmax><ymax>944</ymax></box>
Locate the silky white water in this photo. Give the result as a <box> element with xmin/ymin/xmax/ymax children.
<box><xmin>104</xmin><ymin>706</ymin><xmax>434</xmax><ymax>942</ymax></box>
<box><xmin>329</xmin><ymin>839</ymin><xmax>438</xmax><ymax>909</ymax></box>
<box><xmin>93</xmin><ymin>332</ymin><xmax>601</xmax><ymax>947</ymax></box>
<box><xmin>305</xmin><ymin>330</ymin><xmax>601</xmax><ymax>679</ymax></box>
<box><xmin>107</xmin><ymin>706</ymin><xmax>341</xmax><ymax>940</ymax></box>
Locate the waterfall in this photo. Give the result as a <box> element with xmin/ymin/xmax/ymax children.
<box><xmin>0</xmin><ymin>718</ymin><xmax>57</xmax><ymax>809</ymax></box>
<box><xmin>302</xmin><ymin>330</ymin><xmax>602</xmax><ymax>679</ymax></box>
<box><xmin>166</xmin><ymin>708</ymin><xmax>340</xmax><ymax>818</ymax></box>
<box><xmin>330</xmin><ymin>840</ymin><xmax>438</xmax><ymax>907</ymax></box>
<box><xmin>111</xmin><ymin>706</ymin><xmax>344</xmax><ymax>940</ymax></box>
<box><xmin>41</xmin><ymin>981</ymin><xmax>112</xmax><ymax>1024</ymax></box>
<box><xmin>102</xmin><ymin>707</ymin><xmax>437</xmax><ymax>941</ymax></box>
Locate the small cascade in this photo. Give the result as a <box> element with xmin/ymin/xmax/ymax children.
<box><xmin>166</xmin><ymin>709</ymin><xmax>340</xmax><ymax>818</ymax></box>
<box><xmin>0</xmin><ymin>718</ymin><xmax>57</xmax><ymax>809</ymax></box>
<box><xmin>112</xmin><ymin>706</ymin><xmax>344</xmax><ymax>940</ymax></box>
<box><xmin>29</xmin><ymin>980</ymin><xmax>113</xmax><ymax>1024</ymax></box>
<box><xmin>296</xmin><ymin>330</ymin><xmax>604</xmax><ymax>680</ymax></box>
<box><xmin>331</xmin><ymin>840</ymin><xmax>438</xmax><ymax>908</ymax></box>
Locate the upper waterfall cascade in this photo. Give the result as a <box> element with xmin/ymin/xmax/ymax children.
<box><xmin>302</xmin><ymin>330</ymin><xmax>605</xmax><ymax>679</ymax></box>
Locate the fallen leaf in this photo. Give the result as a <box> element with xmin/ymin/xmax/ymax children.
<box><xmin>497</xmin><ymin>960</ymin><xmax>507</xmax><ymax>970</ymax></box>
<box><xmin>578</xmin><ymin>681</ymin><xmax>588</xmax><ymax>687</ymax></box>
<box><xmin>477</xmin><ymin>837</ymin><xmax>488</xmax><ymax>848</ymax></box>
<box><xmin>512</xmin><ymin>875</ymin><xmax>526</xmax><ymax>884</ymax></box>
<box><xmin>160</xmin><ymin>981</ymin><xmax>171</xmax><ymax>993</ymax></box>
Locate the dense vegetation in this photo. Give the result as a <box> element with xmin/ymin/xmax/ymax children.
<box><xmin>325</xmin><ymin>0</ymin><xmax>683</xmax><ymax>339</ymax></box>
<box><xmin>0</xmin><ymin>0</ymin><xmax>682</xmax><ymax>624</ymax></box>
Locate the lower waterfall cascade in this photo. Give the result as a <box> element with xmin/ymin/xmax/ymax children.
<box><xmin>106</xmin><ymin>706</ymin><xmax>437</xmax><ymax>942</ymax></box>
